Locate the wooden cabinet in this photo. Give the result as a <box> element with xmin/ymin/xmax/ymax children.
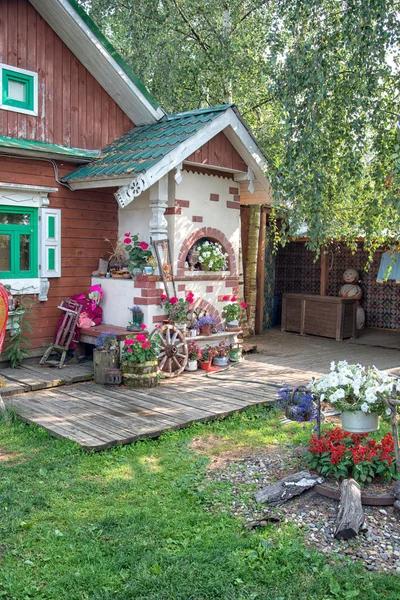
<box><xmin>282</xmin><ymin>294</ymin><xmax>357</xmax><ymax>341</ymax></box>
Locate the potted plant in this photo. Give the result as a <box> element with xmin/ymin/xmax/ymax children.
<box><xmin>121</xmin><ymin>330</ymin><xmax>161</xmax><ymax>388</ymax></box>
<box><xmin>199</xmin><ymin>345</ymin><xmax>218</xmax><ymax>370</ymax></box>
<box><xmin>127</xmin><ymin>305</ymin><xmax>145</xmax><ymax>331</ymax></box>
<box><xmin>160</xmin><ymin>292</ymin><xmax>194</xmax><ymax>331</ymax></box>
<box><xmin>93</xmin><ymin>332</ymin><xmax>119</xmax><ymax>385</ymax></box>
<box><xmin>275</xmin><ymin>385</ymin><xmax>318</xmax><ymax>422</ymax></box>
<box><xmin>123</xmin><ymin>232</ymin><xmax>153</xmax><ymax>277</ymax></box>
<box><xmin>197</xmin><ymin>240</ymin><xmax>228</xmax><ymax>271</ymax></box>
<box><xmin>229</xmin><ymin>343</ymin><xmax>243</xmax><ymax>362</ymax></box>
<box><xmin>222</xmin><ymin>296</ymin><xmax>247</xmax><ymax>328</ymax></box>
<box><xmin>186</xmin><ymin>341</ymin><xmax>202</xmax><ymax>371</ymax></box>
<box><xmin>309</xmin><ymin>361</ymin><xmax>400</xmax><ymax>433</ymax></box>
<box><xmin>213</xmin><ymin>339</ymin><xmax>231</xmax><ymax>367</ymax></box>
<box><xmin>194</xmin><ymin>314</ymin><xmax>217</xmax><ymax>336</ymax></box>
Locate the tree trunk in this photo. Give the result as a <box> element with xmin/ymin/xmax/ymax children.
<box><xmin>334</xmin><ymin>478</ymin><xmax>365</xmax><ymax>540</ymax></box>
<box><xmin>244</xmin><ymin>204</ymin><xmax>261</xmax><ymax>336</ymax></box>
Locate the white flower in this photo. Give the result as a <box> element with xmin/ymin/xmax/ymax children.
<box><xmin>386</xmin><ymin>408</ymin><xmax>392</xmax><ymax>416</ymax></box>
<box><xmin>330</xmin><ymin>361</ymin><xmax>336</xmax><ymax>371</ymax></box>
<box><xmin>360</xmin><ymin>402</ymin><xmax>370</xmax><ymax>413</ymax></box>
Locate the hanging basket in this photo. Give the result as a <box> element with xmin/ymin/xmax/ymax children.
<box><xmin>341</xmin><ymin>410</ymin><xmax>380</xmax><ymax>433</ymax></box>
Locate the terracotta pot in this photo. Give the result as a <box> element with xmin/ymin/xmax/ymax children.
<box><xmin>199</xmin><ymin>360</ymin><xmax>212</xmax><ymax>371</ymax></box>
<box><xmin>200</xmin><ymin>324</ymin><xmax>212</xmax><ymax>336</ymax></box>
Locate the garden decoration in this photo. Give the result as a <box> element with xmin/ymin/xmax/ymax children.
<box><xmin>105</xmin><ymin>237</ymin><xmax>129</xmax><ymax>272</ymax></box>
<box><xmin>186</xmin><ymin>341</ymin><xmax>201</xmax><ymax>371</ymax></box>
<box><xmin>213</xmin><ymin>340</ymin><xmax>231</xmax><ymax>367</ymax></box>
<box><xmin>229</xmin><ymin>343</ymin><xmax>242</xmax><ymax>362</ymax></box>
<box><xmin>40</xmin><ymin>299</ymin><xmax>82</xmax><ymax>368</ymax></box>
<box><xmin>127</xmin><ymin>306</ymin><xmax>145</xmax><ymax>331</ymax></box>
<box><xmin>93</xmin><ymin>332</ymin><xmax>119</xmax><ymax>385</ymax></box>
<box><xmin>309</xmin><ymin>361</ymin><xmax>400</xmax><ymax>433</ymax></box>
<box><xmin>121</xmin><ymin>328</ymin><xmax>161</xmax><ymax>388</ymax></box>
<box><xmin>276</xmin><ymin>385</ymin><xmax>318</xmax><ymax>422</ymax></box>
<box><xmin>123</xmin><ymin>233</ymin><xmax>153</xmax><ymax>276</ymax></box>
<box><xmin>194</xmin><ymin>314</ymin><xmax>217</xmax><ymax>336</ymax></box>
<box><xmin>196</xmin><ymin>240</ymin><xmax>228</xmax><ymax>271</ymax></box>
<box><xmin>338</xmin><ymin>269</ymin><xmax>365</xmax><ymax>330</ymax></box>
<box><xmin>160</xmin><ymin>292</ymin><xmax>194</xmax><ymax>331</ymax></box>
<box><xmin>221</xmin><ymin>296</ymin><xmax>247</xmax><ymax>329</ymax></box>
<box><xmin>152</xmin><ymin>239</ymin><xmax>177</xmax><ymax>299</ymax></box>
<box><xmin>155</xmin><ymin>324</ymin><xmax>188</xmax><ymax>377</ymax></box>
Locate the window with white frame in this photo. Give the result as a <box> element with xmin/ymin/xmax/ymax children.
<box><xmin>0</xmin><ymin>64</ymin><xmax>38</xmax><ymax>116</ymax></box>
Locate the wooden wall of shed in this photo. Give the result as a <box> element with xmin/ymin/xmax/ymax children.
<box><xmin>186</xmin><ymin>132</ymin><xmax>247</xmax><ymax>172</ymax></box>
<box><xmin>0</xmin><ymin>156</ymin><xmax>118</xmax><ymax>351</ymax></box>
<box><xmin>0</xmin><ymin>0</ymin><xmax>134</xmax><ymax>148</ymax></box>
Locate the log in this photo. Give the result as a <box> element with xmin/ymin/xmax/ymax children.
<box><xmin>254</xmin><ymin>470</ymin><xmax>323</xmax><ymax>505</ymax></box>
<box><xmin>393</xmin><ymin>481</ymin><xmax>400</xmax><ymax>501</ymax></box>
<box><xmin>334</xmin><ymin>478</ymin><xmax>365</xmax><ymax>540</ymax></box>
<box><xmin>93</xmin><ymin>349</ymin><xmax>119</xmax><ymax>385</ymax></box>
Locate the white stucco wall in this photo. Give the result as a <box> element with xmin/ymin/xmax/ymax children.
<box><xmin>118</xmin><ymin>188</ymin><xmax>152</xmax><ymax>243</ymax></box>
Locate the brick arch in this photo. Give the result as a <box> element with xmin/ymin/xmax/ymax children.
<box><xmin>192</xmin><ymin>298</ymin><xmax>222</xmax><ymax>328</ymax></box>
<box><xmin>177</xmin><ymin>227</ymin><xmax>237</xmax><ymax>275</ymax></box>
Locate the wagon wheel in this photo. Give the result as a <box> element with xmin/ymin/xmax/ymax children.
<box><xmin>155</xmin><ymin>324</ymin><xmax>188</xmax><ymax>378</ymax></box>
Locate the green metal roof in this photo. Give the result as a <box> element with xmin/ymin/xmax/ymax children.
<box><xmin>66</xmin><ymin>0</ymin><xmax>160</xmax><ymax>111</ymax></box>
<box><xmin>62</xmin><ymin>105</ymin><xmax>232</xmax><ymax>183</ymax></box>
<box><xmin>0</xmin><ymin>135</ymin><xmax>101</xmax><ymax>160</ymax></box>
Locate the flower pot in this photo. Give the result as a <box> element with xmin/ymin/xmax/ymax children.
<box><xmin>93</xmin><ymin>348</ymin><xmax>119</xmax><ymax>385</ymax></box>
<box><xmin>130</xmin><ymin>267</ymin><xmax>143</xmax><ymax>280</ymax></box>
<box><xmin>229</xmin><ymin>347</ymin><xmax>242</xmax><ymax>362</ymax></box>
<box><xmin>175</xmin><ymin>323</ymin><xmax>187</xmax><ymax>333</ymax></box>
<box><xmin>189</xmin><ymin>328</ymin><xmax>197</xmax><ymax>337</ymax></box>
<box><xmin>121</xmin><ymin>360</ymin><xmax>158</xmax><ymax>388</ymax></box>
<box><xmin>199</xmin><ymin>324</ymin><xmax>212</xmax><ymax>336</ymax></box>
<box><xmin>129</xmin><ymin>310</ymin><xmax>144</xmax><ymax>330</ymax></box>
<box><xmin>185</xmin><ymin>359</ymin><xmax>198</xmax><ymax>372</ymax></box>
<box><xmin>213</xmin><ymin>356</ymin><xmax>229</xmax><ymax>367</ymax></box>
<box><xmin>143</xmin><ymin>266</ymin><xmax>154</xmax><ymax>276</ymax></box>
<box><xmin>341</xmin><ymin>410</ymin><xmax>380</xmax><ymax>433</ymax></box>
<box><xmin>199</xmin><ymin>360</ymin><xmax>212</xmax><ymax>371</ymax></box>
<box><xmin>226</xmin><ymin>319</ymin><xmax>239</xmax><ymax>328</ymax></box>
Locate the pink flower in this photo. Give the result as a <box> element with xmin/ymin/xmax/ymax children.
<box><xmin>124</xmin><ymin>338</ymin><xmax>136</xmax><ymax>345</ymax></box>
<box><xmin>127</xmin><ymin>348</ymin><xmax>133</xmax><ymax>353</ymax></box>
<box><xmin>124</xmin><ymin>237</ymin><xmax>132</xmax><ymax>244</ymax></box>
<box><xmin>141</xmin><ymin>323</ymin><xmax>147</xmax><ymax>330</ymax></box>
<box><xmin>186</xmin><ymin>295</ymin><xmax>194</xmax><ymax>304</ymax></box>
<box><xmin>169</xmin><ymin>296</ymin><xmax>178</xmax><ymax>305</ymax></box>
<box><xmin>240</xmin><ymin>301</ymin><xmax>247</xmax><ymax>309</ymax></box>
<box><xmin>136</xmin><ymin>333</ymin><xmax>146</xmax><ymax>343</ymax></box>
<box><xmin>231</xmin><ymin>296</ymin><xmax>237</xmax><ymax>302</ymax></box>
<box><xmin>222</xmin><ymin>295</ymin><xmax>229</xmax><ymax>301</ymax></box>
<box><xmin>139</xmin><ymin>241</ymin><xmax>149</xmax><ymax>250</ymax></box>
<box><xmin>160</xmin><ymin>294</ymin><xmax>167</xmax><ymax>301</ymax></box>
<box><xmin>124</xmin><ymin>232</ymin><xmax>130</xmax><ymax>237</ymax></box>
<box><xmin>141</xmin><ymin>342</ymin><xmax>147</xmax><ymax>349</ymax></box>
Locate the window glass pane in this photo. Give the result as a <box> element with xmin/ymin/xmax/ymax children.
<box><xmin>20</xmin><ymin>234</ymin><xmax>31</xmax><ymax>271</ymax></box>
<box><xmin>0</xmin><ymin>234</ymin><xmax>11</xmax><ymax>271</ymax></box>
<box><xmin>8</xmin><ymin>79</ymin><xmax>27</xmax><ymax>102</ymax></box>
<box><xmin>0</xmin><ymin>212</ymin><xmax>30</xmax><ymax>225</ymax></box>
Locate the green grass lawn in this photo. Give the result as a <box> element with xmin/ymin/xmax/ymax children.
<box><xmin>0</xmin><ymin>406</ymin><xmax>399</xmax><ymax>600</ymax></box>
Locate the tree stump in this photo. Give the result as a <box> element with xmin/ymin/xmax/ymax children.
<box><xmin>254</xmin><ymin>470</ymin><xmax>323</xmax><ymax>505</ymax></box>
<box><xmin>334</xmin><ymin>478</ymin><xmax>365</xmax><ymax>540</ymax></box>
<box><xmin>93</xmin><ymin>349</ymin><xmax>119</xmax><ymax>385</ymax></box>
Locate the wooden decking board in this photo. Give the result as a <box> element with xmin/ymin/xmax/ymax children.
<box><xmin>1</xmin><ymin>362</ymin><xmax>94</xmax><ymax>396</ymax></box>
<box><xmin>153</xmin><ymin>385</ymin><xmax>252</xmax><ymax>411</ymax></box>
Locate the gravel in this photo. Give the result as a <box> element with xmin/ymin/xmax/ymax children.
<box><xmin>204</xmin><ymin>449</ymin><xmax>400</xmax><ymax>573</ymax></box>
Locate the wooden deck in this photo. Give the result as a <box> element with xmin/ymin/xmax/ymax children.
<box><xmin>4</xmin><ymin>362</ymin><xmax>279</xmax><ymax>451</ymax></box>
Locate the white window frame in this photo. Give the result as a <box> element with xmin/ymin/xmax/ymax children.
<box><xmin>0</xmin><ymin>63</ymin><xmax>38</xmax><ymax>116</ymax></box>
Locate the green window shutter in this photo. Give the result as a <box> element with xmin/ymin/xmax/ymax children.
<box><xmin>40</xmin><ymin>208</ymin><xmax>61</xmax><ymax>278</ymax></box>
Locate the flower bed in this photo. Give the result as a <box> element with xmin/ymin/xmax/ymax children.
<box><xmin>305</xmin><ymin>428</ymin><xmax>397</xmax><ymax>483</ymax></box>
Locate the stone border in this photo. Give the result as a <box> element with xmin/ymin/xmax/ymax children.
<box><xmin>314</xmin><ymin>483</ymin><xmax>395</xmax><ymax>506</ymax></box>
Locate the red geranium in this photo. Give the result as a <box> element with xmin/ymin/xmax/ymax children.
<box><xmin>124</xmin><ymin>237</ymin><xmax>132</xmax><ymax>244</ymax></box>
<box><xmin>136</xmin><ymin>333</ymin><xmax>146</xmax><ymax>343</ymax></box>
<box><xmin>169</xmin><ymin>296</ymin><xmax>178</xmax><ymax>305</ymax></box>
<box><xmin>160</xmin><ymin>294</ymin><xmax>167</xmax><ymax>301</ymax></box>
<box><xmin>240</xmin><ymin>301</ymin><xmax>247</xmax><ymax>309</ymax></box>
<box><xmin>139</xmin><ymin>241</ymin><xmax>149</xmax><ymax>250</ymax></box>
<box><xmin>222</xmin><ymin>295</ymin><xmax>230</xmax><ymax>301</ymax></box>
<box><xmin>141</xmin><ymin>323</ymin><xmax>147</xmax><ymax>330</ymax></box>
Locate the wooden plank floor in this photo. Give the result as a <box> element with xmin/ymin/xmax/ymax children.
<box><xmin>4</xmin><ymin>362</ymin><xmax>279</xmax><ymax>451</ymax></box>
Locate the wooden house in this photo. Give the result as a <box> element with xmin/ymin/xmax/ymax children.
<box><xmin>0</xmin><ymin>0</ymin><xmax>272</xmax><ymax>357</ymax></box>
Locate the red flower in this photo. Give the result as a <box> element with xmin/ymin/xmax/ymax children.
<box><xmin>141</xmin><ymin>342</ymin><xmax>148</xmax><ymax>349</ymax></box>
<box><xmin>124</xmin><ymin>238</ymin><xmax>132</xmax><ymax>244</ymax></box>
<box><xmin>125</xmin><ymin>338</ymin><xmax>136</xmax><ymax>345</ymax></box>
<box><xmin>160</xmin><ymin>294</ymin><xmax>167</xmax><ymax>301</ymax></box>
<box><xmin>231</xmin><ymin>296</ymin><xmax>237</xmax><ymax>302</ymax></box>
<box><xmin>169</xmin><ymin>296</ymin><xmax>178</xmax><ymax>305</ymax></box>
<box><xmin>124</xmin><ymin>232</ymin><xmax>130</xmax><ymax>237</ymax></box>
<box><xmin>127</xmin><ymin>348</ymin><xmax>133</xmax><ymax>353</ymax></box>
<box><xmin>139</xmin><ymin>241</ymin><xmax>149</xmax><ymax>250</ymax></box>
<box><xmin>222</xmin><ymin>295</ymin><xmax>230</xmax><ymax>301</ymax></box>
<box><xmin>186</xmin><ymin>295</ymin><xmax>194</xmax><ymax>304</ymax></box>
<box><xmin>240</xmin><ymin>301</ymin><xmax>247</xmax><ymax>309</ymax></box>
<box><xmin>136</xmin><ymin>333</ymin><xmax>146</xmax><ymax>343</ymax></box>
<box><xmin>141</xmin><ymin>323</ymin><xmax>147</xmax><ymax>330</ymax></box>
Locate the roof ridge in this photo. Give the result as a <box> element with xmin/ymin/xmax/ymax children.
<box><xmin>164</xmin><ymin>104</ymin><xmax>233</xmax><ymax>121</ymax></box>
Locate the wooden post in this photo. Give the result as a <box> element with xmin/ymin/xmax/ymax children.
<box><xmin>320</xmin><ymin>246</ymin><xmax>329</xmax><ymax>296</ymax></box>
<box><xmin>334</xmin><ymin>478</ymin><xmax>365</xmax><ymax>540</ymax></box>
<box><xmin>255</xmin><ymin>207</ymin><xmax>267</xmax><ymax>335</ymax></box>
<box><xmin>382</xmin><ymin>385</ymin><xmax>400</xmax><ymax>474</ymax></box>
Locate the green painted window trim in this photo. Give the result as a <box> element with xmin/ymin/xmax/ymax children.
<box><xmin>48</xmin><ymin>215</ymin><xmax>55</xmax><ymax>239</ymax></box>
<box><xmin>48</xmin><ymin>248</ymin><xmax>56</xmax><ymax>272</ymax></box>
<box><xmin>2</xmin><ymin>68</ymin><xmax>35</xmax><ymax>112</ymax></box>
<box><xmin>0</xmin><ymin>206</ymin><xmax>38</xmax><ymax>279</ymax></box>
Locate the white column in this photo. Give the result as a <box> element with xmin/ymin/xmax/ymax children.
<box><xmin>149</xmin><ymin>175</ymin><xmax>169</xmax><ymax>241</ymax></box>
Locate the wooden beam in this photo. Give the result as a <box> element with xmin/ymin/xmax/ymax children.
<box><xmin>320</xmin><ymin>246</ymin><xmax>329</xmax><ymax>296</ymax></box>
<box><xmin>255</xmin><ymin>207</ymin><xmax>267</xmax><ymax>334</ymax></box>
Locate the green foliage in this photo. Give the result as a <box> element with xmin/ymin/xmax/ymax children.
<box><xmin>80</xmin><ymin>0</ymin><xmax>400</xmax><ymax>252</ymax></box>
<box><xmin>121</xmin><ymin>332</ymin><xmax>161</xmax><ymax>364</ymax></box>
<box><xmin>5</xmin><ymin>294</ymin><xmax>34</xmax><ymax>368</ymax></box>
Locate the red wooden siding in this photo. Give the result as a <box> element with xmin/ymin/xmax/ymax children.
<box><xmin>0</xmin><ymin>0</ymin><xmax>134</xmax><ymax>148</ymax></box>
<box><xmin>185</xmin><ymin>132</ymin><xmax>247</xmax><ymax>172</ymax></box>
<box><xmin>0</xmin><ymin>156</ymin><xmax>118</xmax><ymax>350</ymax></box>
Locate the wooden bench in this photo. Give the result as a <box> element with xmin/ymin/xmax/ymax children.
<box><xmin>79</xmin><ymin>324</ymin><xmax>133</xmax><ymax>345</ymax></box>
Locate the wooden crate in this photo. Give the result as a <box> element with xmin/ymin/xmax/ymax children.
<box><xmin>282</xmin><ymin>294</ymin><xmax>357</xmax><ymax>341</ymax></box>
